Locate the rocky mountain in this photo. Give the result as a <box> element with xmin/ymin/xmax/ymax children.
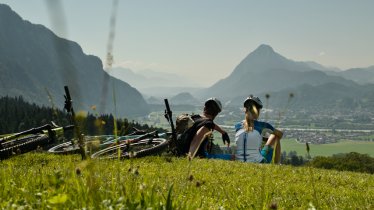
<box><xmin>200</xmin><ymin>44</ymin><xmax>355</xmax><ymax>99</ymax></box>
<box><xmin>0</xmin><ymin>4</ymin><xmax>149</xmax><ymax>117</ymax></box>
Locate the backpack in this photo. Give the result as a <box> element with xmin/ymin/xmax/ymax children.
<box><xmin>175</xmin><ymin>113</ymin><xmax>195</xmax><ymax>134</ymax></box>
<box><xmin>173</xmin><ymin>113</ymin><xmax>196</xmax><ymax>156</ymax></box>
<box><xmin>173</xmin><ymin>114</ymin><xmax>215</xmax><ymax>157</ymax></box>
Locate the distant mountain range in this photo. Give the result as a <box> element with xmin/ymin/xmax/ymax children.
<box><xmin>199</xmin><ymin>44</ymin><xmax>374</xmax><ymax>110</ymax></box>
<box><xmin>0</xmin><ymin>4</ymin><xmax>149</xmax><ymax>117</ymax></box>
<box><xmin>111</xmin><ymin>44</ymin><xmax>374</xmax><ymax>111</ymax></box>
<box><xmin>108</xmin><ymin>67</ymin><xmax>202</xmax><ymax>97</ymax></box>
<box><xmin>146</xmin><ymin>92</ymin><xmax>200</xmax><ymax>107</ymax></box>
<box><xmin>326</xmin><ymin>66</ymin><xmax>374</xmax><ymax>85</ymax></box>
<box><xmin>200</xmin><ymin>45</ymin><xmax>355</xmax><ymax>99</ymax></box>
<box><xmin>2</xmin><ymin>3</ymin><xmax>374</xmax><ymax>115</ymax></box>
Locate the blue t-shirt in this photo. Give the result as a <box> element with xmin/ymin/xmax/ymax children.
<box><xmin>234</xmin><ymin>120</ymin><xmax>275</xmax><ymax>163</ymax></box>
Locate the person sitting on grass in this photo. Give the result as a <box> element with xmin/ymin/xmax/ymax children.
<box><xmin>187</xmin><ymin>97</ymin><xmax>232</xmax><ymax>160</ymax></box>
<box><xmin>234</xmin><ymin>95</ymin><xmax>283</xmax><ymax>163</ymax></box>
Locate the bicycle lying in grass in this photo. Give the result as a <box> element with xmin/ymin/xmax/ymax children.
<box><xmin>89</xmin><ymin>130</ymin><xmax>171</xmax><ymax>159</ymax></box>
<box><xmin>47</xmin><ymin>128</ymin><xmax>156</xmax><ymax>156</ymax></box>
<box><xmin>86</xmin><ymin>99</ymin><xmax>177</xmax><ymax>159</ymax></box>
<box><xmin>0</xmin><ymin>85</ymin><xmax>85</xmax><ymax>160</ymax></box>
<box><xmin>0</xmin><ymin>122</ymin><xmax>74</xmax><ymax>160</ymax></box>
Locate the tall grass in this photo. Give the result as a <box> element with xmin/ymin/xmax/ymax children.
<box><xmin>1</xmin><ymin>153</ymin><xmax>372</xmax><ymax>209</ymax></box>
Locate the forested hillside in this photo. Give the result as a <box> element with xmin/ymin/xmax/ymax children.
<box><xmin>0</xmin><ymin>96</ymin><xmax>158</xmax><ymax>135</ymax></box>
<box><xmin>0</xmin><ymin>4</ymin><xmax>149</xmax><ymax>117</ymax></box>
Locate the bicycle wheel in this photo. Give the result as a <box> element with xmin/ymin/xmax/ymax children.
<box><xmin>47</xmin><ymin>141</ymin><xmax>80</xmax><ymax>154</ymax></box>
<box><xmin>0</xmin><ymin>134</ymin><xmax>51</xmax><ymax>160</ymax></box>
<box><xmin>48</xmin><ymin>135</ymin><xmax>132</xmax><ymax>154</ymax></box>
<box><xmin>91</xmin><ymin>138</ymin><xmax>168</xmax><ymax>159</ymax></box>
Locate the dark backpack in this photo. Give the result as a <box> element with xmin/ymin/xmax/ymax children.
<box><xmin>173</xmin><ymin>114</ymin><xmax>213</xmax><ymax>156</ymax></box>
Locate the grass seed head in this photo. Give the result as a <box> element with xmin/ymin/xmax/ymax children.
<box><xmin>269</xmin><ymin>202</ymin><xmax>278</xmax><ymax>209</ymax></box>
<box><xmin>76</xmin><ymin>168</ymin><xmax>81</xmax><ymax>176</ymax></box>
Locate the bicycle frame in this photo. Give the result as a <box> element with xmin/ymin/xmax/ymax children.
<box><xmin>0</xmin><ymin>124</ymin><xmax>74</xmax><ymax>145</ymax></box>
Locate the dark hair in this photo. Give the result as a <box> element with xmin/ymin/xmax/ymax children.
<box><xmin>204</xmin><ymin>100</ymin><xmax>221</xmax><ymax>117</ymax></box>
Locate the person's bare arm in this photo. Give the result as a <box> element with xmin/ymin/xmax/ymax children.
<box><xmin>188</xmin><ymin>126</ymin><xmax>212</xmax><ymax>159</ymax></box>
<box><xmin>272</xmin><ymin>129</ymin><xmax>283</xmax><ymax>139</ymax></box>
<box><xmin>214</xmin><ymin>124</ymin><xmax>226</xmax><ymax>134</ymax></box>
<box><xmin>215</xmin><ymin>124</ymin><xmax>231</xmax><ymax>146</ymax></box>
<box><xmin>264</xmin><ymin>131</ymin><xmax>282</xmax><ymax>164</ymax></box>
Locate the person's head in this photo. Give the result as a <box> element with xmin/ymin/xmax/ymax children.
<box><xmin>243</xmin><ymin>95</ymin><xmax>263</xmax><ymax>120</ymax></box>
<box><xmin>203</xmin><ymin>97</ymin><xmax>222</xmax><ymax>119</ymax></box>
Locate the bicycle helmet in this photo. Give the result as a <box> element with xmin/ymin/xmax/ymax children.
<box><xmin>244</xmin><ymin>95</ymin><xmax>263</xmax><ymax>109</ymax></box>
<box><xmin>205</xmin><ymin>97</ymin><xmax>222</xmax><ymax>113</ymax></box>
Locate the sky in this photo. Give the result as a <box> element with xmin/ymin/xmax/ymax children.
<box><xmin>1</xmin><ymin>0</ymin><xmax>374</xmax><ymax>87</ymax></box>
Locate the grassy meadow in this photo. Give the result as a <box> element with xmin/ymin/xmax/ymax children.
<box><xmin>282</xmin><ymin>138</ymin><xmax>374</xmax><ymax>157</ymax></box>
<box><xmin>0</xmin><ymin>153</ymin><xmax>373</xmax><ymax>209</ymax></box>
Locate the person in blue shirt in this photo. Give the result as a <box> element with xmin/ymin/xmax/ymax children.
<box><xmin>235</xmin><ymin>95</ymin><xmax>283</xmax><ymax>163</ymax></box>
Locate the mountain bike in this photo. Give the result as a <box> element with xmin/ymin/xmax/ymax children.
<box><xmin>0</xmin><ymin>122</ymin><xmax>74</xmax><ymax>160</ymax></box>
<box><xmin>90</xmin><ymin>130</ymin><xmax>170</xmax><ymax>159</ymax></box>
<box><xmin>89</xmin><ymin>99</ymin><xmax>177</xmax><ymax>159</ymax></box>
<box><xmin>47</xmin><ymin>128</ymin><xmax>150</xmax><ymax>155</ymax></box>
<box><xmin>0</xmin><ymin>85</ymin><xmax>86</xmax><ymax>160</ymax></box>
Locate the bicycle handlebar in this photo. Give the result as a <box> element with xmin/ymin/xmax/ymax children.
<box><xmin>164</xmin><ymin>99</ymin><xmax>177</xmax><ymax>142</ymax></box>
<box><xmin>64</xmin><ymin>86</ymin><xmax>73</xmax><ymax>113</ymax></box>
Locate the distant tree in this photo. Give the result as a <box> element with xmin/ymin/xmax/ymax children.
<box><xmin>281</xmin><ymin>150</ymin><xmax>307</xmax><ymax>166</ymax></box>
<box><xmin>0</xmin><ymin>96</ymin><xmax>165</xmax><ymax>136</ymax></box>
<box><xmin>308</xmin><ymin>152</ymin><xmax>374</xmax><ymax>174</ymax></box>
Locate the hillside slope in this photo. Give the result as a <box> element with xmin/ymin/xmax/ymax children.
<box><xmin>0</xmin><ymin>4</ymin><xmax>149</xmax><ymax>117</ymax></box>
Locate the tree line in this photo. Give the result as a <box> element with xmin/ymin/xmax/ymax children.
<box><xmin>281</xmin><ymin>150</ymin><xmax>373</xmax><ymax>174</ymax></box>
<box><xmin>0</xmin><ymin>96</ymin><xmax>162</xmax><ymax>136</ymax></box>
<box><xmin>308</xmin><ymin>152</ymin><xmax>374</xmax><ymax>174</ymax></box>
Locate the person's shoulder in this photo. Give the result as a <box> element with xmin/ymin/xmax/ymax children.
<box><xmin>254</xmin><ymin>120</ymin><xmax>274</xmax><ymax>130</ymax></box>
<box><xmin>235</xmin><ymin>121</ymin><xmax>244</xmax><ymax>132</ymax></box>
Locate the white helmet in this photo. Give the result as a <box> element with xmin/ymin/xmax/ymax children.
<box><xmin>244</xmin><ymin>95</ymin><xmax>263</xmax><ymax>109</ymax></box>
<box><xmin>205</xmin><ymin>97</ymin><xmax>222</xmax><ymax>113</ymax></box>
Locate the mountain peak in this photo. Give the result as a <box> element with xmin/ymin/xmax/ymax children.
<box><xmin>0</xmin><ymin>4</ymin><xmax>20</xmax><ymax>20</ymax></box>
<box><xmin>253</xmin><ymin>44</ymin><xmax>275</xmax><ymax>55</ymax></box>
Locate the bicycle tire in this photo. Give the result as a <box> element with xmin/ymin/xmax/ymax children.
<box><xmin>47</xmin><ymin>141</ymin><xmax>80</xmax><ymax>154</ymax></box>
<box><xmin>0</xmin><ymin>134</ymin><xmax>51</xmax><ymax>160</ymax></box>
<box><xmin>91</xmin><ymin>138</ymin><xmax>169</xmax><ymax>159</ymax></box>
<box><xmin>48</xmin><ymin>135</ymin><xmax>131</xmax><ymax>154</ymax></box>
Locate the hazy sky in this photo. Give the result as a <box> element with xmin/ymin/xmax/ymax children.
<box><xmin>2</xmin><ymin>0</ymin><xmax>374</xmax><ymax>86</ymax></box>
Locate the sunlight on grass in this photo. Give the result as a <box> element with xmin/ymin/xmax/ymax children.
<box><xmin>0</xmin><ymin>153</ymin><xmax>372</xmax><ymax>209</ymax></box>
